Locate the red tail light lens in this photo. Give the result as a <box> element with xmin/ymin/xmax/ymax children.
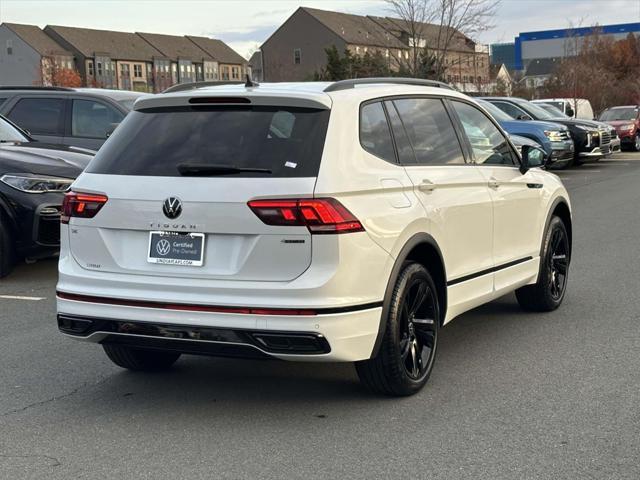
<box><xmin>248</xmin><ymin>198</ymin><xmax>364</xmax><ymax>234</ymax></box>
<box><xmin>61</xmin><ymin>191</ymin><xmax>108</xmax><ymax>224</ymax></box>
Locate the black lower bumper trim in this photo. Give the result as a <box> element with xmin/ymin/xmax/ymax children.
<box><xmin>57</xmin><ymin>314</ymin><xmax>331</xmax><ymax>357</ymax></box>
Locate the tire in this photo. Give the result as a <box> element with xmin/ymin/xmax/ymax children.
<box><xmin>103</xmin><ymin>344</ymin><xmax>180</xmax><ymax>371</ymax></box>
<box><xmin>356</xmin><ymin>262</ymin><xmax>440</xmax><ymax>396</ymax></box>
<box><xmin>0</xmin><ymin>214</ymin><xmax>15</xmax><ymax>278</ymax></box>
<box><xmin>633</xmin><ymin>134</ymin><xmax>640</xmax><ymax>152</ymax></box>
<box><xmin>516</xmin><ymin>216</ymin><xmax>570</xmax><ymax>312</ymax></box>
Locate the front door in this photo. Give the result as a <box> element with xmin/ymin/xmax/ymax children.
<box><xmin>449</xmin><ymin>100</ymin><xmax>545</xmax><ymax>289</ymax></box>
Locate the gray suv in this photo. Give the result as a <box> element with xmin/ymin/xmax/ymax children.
<box><xmin>0</xmin><ymin>87</ymin><xmax>147</xmax><ymax>150</ymax></box>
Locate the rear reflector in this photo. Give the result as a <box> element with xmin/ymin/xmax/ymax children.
<box><xmin>247</xmin><ymin>198</ymin><xmax>364</xmax><ymax>234</ymax></box>
<box><xmin>61</xmin><ymin>191</ymin><xmax>108</xmax><ymax>224</ymax></box>
<box><xmin>56</xmin><ymin>291</ymin><xmax>317</xmax><ymax>316</ymax></box>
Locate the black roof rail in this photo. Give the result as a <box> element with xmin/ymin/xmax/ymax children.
<box><xmin>323</xmin><ymin>77</ymin><xmax>454</xmax><ymax>92</ymax></box>
<box><xmin>162</xmin><ymin>80</ymin><xmax>244</xmax><ymax>94</ymax></box>
<box><xmin>0</xmin><ymin>85</ymin><xmax>75</xmax><ymax>91</ymax></box>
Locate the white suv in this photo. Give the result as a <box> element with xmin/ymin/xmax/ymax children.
<box><xmin>57</xmin><ymin>78</ymin><xmax>572</xmax><ymax>396</ymax></box>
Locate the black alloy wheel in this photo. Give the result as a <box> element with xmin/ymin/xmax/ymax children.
<box><xmin>548</xmin><ymin>226</ymin><xmax>569</xmax><ymax>301</ymax></box>
<box><xmin>356</xmin><ymin>262</ymin><xmax>440</xmax><ymax>396</ymax></box>
<box><xmin>516</xmin><ymin>216</ymin><xmax>570</xmax><ymax>312</ymax></box>
<box><xmin>399</xmin><ymin>278</ymin><xmax>438</xmax><ymax>380</ymax></box>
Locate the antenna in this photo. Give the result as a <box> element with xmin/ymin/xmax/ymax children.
<box><xmin>245</xmin><ymin>74</ymin><xmax>259</xmax><ymax>88</ymax></box>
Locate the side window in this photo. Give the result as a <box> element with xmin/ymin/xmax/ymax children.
<box><xmin>451</xmin><ymin>101</ymin><xmax>517</xmax><ymax>166</ymax></box>
<box><xmin>392</xmin><ymin>97</ymin><xmax>465</xmax><ymax>165</ymax></box>
<box><xmin>384</xmin><ymin>101</ymin><xmax>415</xmax><ymax>164</ymax></box>
<box><xmin>72</xmin><ymin>99</ymin><xmax>123</xmax><ymax>138</ymax></box>
<box><xmin>360</xmin><ymin>102</ymin><xmax>395</xmax><ymax>163</ymax></box>
<box><xmin>491</xmin><ymin>101</ymin><xmax>526</xmax><ymax>119</ymax></box>
<box><xmin>7</xmin><ymin>98</ymin><xmax>65</xmax><ymax>135</ymax></box>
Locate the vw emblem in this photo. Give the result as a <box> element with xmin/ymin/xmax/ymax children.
<box><xmin>156</xmin><ymin>239</ymin><xmax>171</xmax><ymax>256</ymax></box>
<box><xmin>163</xmin><ymin>197</ymin><xmax>182</xmax><ymax>219</ymax></box>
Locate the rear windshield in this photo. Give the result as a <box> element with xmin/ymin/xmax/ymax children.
<box><xmin>86</xmin><ymin>106</ymin><xmax>330</xmax><ymax>177</ymax></box>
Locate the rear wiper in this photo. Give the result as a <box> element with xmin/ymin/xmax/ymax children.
<box><xmin>176</xmin><ymin>163</ymin><xmax>272</xmax><ymax>176</ymax></box>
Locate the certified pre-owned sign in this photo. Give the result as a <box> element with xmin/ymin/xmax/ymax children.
<box><xmin>147</xmin><ymin>231</ymin><xmax>205</xmax><ymax>266</ymax></box>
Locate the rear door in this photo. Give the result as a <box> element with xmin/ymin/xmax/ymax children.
<box><xmin>4</xmin><ymin>96</ymin><xmax>67</xmax><ymax>144</ymax></box>
<box><xmin>385</xmin><ymin>96</ymin><xmax>494</xmax><ymax>285</ymax></box>
<box><xmin>65</xmin><ymin>97</ymin><xmax>125</xmax><ymax>150</ymax></box>
<box><xmin>68</xmin><ymin>103</ymin><xmax>330</xmax><ymax>282</ymax></box>
<box><xmin>448</xmin><ymin>99</ymin><xmax>545</xmax><ymax>288</ymax></box>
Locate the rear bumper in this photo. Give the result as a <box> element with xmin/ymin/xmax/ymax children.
<box><xmin>56</xmin><ymin>296</ymin><xmax>382</xmax><ymax>362</ymax></box>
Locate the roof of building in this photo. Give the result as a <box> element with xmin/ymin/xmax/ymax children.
<box><xmin>185</xmin><ymin>36</ymin><xmax>248</xmax><ymax>65</ymax></box>
<box><xmin>3</xmin><ymin>23</ymin><xmax>72</xmax><ymax>56</ymax></box>
<box><xmin>300</xmin><ymin>7</ymin><xmax>406</xmax><ymax>49</ymax></box>
<box><xmin>523</xmin><ymin>57</ymin><xmax>562</xmax><ymax>77</ymax></box>
<box><xmin>369</xmin><ymin>16</ymin><xmax>476</xmax><ymax>53</ymax></box>
<box><xmin>45</xmin><ymin>25</ymin><xmax>163</xmax><ymax>61</ymax></box>
<box><xmin>137</xmin><ymin>32</ymin><xmax>213</xmax><ymax>62</ymax></box>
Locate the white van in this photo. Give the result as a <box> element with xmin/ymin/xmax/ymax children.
<box><xmin>532</xmin><ymin>98</ymin><xmax>594</xmax><ymax>120</ymax></box>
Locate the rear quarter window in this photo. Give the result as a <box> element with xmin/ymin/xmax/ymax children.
<box><xmin>86</xmin><ymin>106</ymin><xmax>330</xmax><ymax>177</ymax></box>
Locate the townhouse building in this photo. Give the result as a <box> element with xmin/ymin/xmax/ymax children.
<box><xmin>0</xmin><ymin>23</ymin><xmax>247</xmax><ymax>92</ymax></box>
<box><xmin>0</xmin><ymin>23</ymin><xmax>75</xmax><ymax>86</ymax></box>
<box><xmin>259</xmin><ymin>7</ymin><xmax>490</xmax><ymax>90</ymax></box>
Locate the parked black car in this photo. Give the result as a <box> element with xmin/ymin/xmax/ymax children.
<box><xmin>481</xmin><ymin>97</ymin><xmax>613</xmax><ymax>165</ymax></box>
<box><xmin>0</xmin><ymin>114</ymin><xmax>94</xmax><ymax>277</ymax></box>
<box><xmin>0</xmin><ymin>87</ymin><xmax>146</xmax><ymax>150</ymax></box>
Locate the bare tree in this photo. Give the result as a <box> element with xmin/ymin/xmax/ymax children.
<box><xmin>385</xmin><ymin>0</ymin><xmax>500</xmax><ymax>80</ymax></box>
<box><xmin>385</xmin><ymin>0</ymin><xmax>437</xmax><ymax>76</ymax></box>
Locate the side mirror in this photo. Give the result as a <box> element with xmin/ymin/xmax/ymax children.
<box><xmin>520</xmin><ymin>144</ymin><xmax>547</xmax><ymax>174</ymax></box>
<box><xmin>566</xmin><ymin>107</ymin><xmax>575</xmax><ymax>118</ymax></box>
<box><xmin>105</xmin><ymin>122</ymin><xmax>120</xmax><ymax>138</ymax></box>
<box><xmin>517</xmin><ymin>114</ymin><xmax>532</xmax><ymax>121</ymax></box>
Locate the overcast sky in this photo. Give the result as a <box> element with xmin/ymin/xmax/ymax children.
<box><xmin>1</xmin><ymin>0</ymin><xmax>638</xmax><ymax>59</ymax></box>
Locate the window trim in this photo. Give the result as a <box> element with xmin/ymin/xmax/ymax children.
<box><xmin>446</xmin><ymin>98</ymin><xmax>521</xmax><ymax>168</ymax></box>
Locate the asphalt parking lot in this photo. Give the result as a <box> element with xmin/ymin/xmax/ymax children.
<box><xmin>1</xmin><ymin>153</ymin><xmax>639</xmax><ymax>479</ymax></box>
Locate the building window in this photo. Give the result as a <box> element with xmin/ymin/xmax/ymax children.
<box><xmin>6</xmin><ymin>39</ymin><xmax>13</xmax><ymax>55</ymax></box>
<box><xmin>134</xmin><ymin>64</ymin><xmax>142</xmax><ymax>78</ymax></box>
<box><xmin>231</xmin><ymin>66</ymin><xmax>239</xmax><ymax>79</ymax></box>
<box><xmin>87</xmin><ymin>61</ymin><xmax>94</xmax><ymax>76</ymax></box>
<box><xmin>97</xmin><ymin>62</ymin><xmax>103</xmax><ymax>76</ymax></box>
<box><xmin>294</xmin><ymin>48</ymin><xmax>301</xmax><ymax>65</ymax></box>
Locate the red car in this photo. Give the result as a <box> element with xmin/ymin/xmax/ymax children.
<box><xmin>599</xmin><ymin>106</ymin><xmax>640</xmax><ymax>151</ymax></box>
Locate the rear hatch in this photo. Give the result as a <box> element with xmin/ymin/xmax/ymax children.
<box><xmin>68</xmin><ymin>101</ymin><xmax>330</xmax><ymax>282</ymax></box>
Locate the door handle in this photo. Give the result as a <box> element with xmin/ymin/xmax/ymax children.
<box><xmin>488</xmin><ymin>177</ymin><xmax>500</xmax><ymax>190</ymax></box>
<box><xmin>418</xmin><ymin>179</ymin><xmax>436</xmax><ymax>193</ymax></box>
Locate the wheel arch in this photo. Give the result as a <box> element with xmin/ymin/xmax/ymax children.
<box><xmin>545</xmin><ymin>197</ymin><xmax>572</xmax><ymax>254</ymax></box>
<box><xmin>0</xmin><ymin>193</ymin><xmax>18</xmax><ymax>234</ymax></box>
<box><xmin>371</xmin><ymin>233</ymin><xmax>447</xmax><ymax>357</ymax></box>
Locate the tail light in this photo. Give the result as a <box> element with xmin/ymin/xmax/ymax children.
<box><xmin>61</xmin><ymin>191</ymin><xmax>108</xmax><ymax>224</ymax></box>
<box><xmin>248</xmin><ymin>198</ymin><xmax>364</xmax><ymax>234</ymax></box>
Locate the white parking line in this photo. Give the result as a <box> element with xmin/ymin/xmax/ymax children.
<box><xmin>0</xmin><ymin>295</ymin><xmax>46</xmax><ymax>301</ymax></box>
